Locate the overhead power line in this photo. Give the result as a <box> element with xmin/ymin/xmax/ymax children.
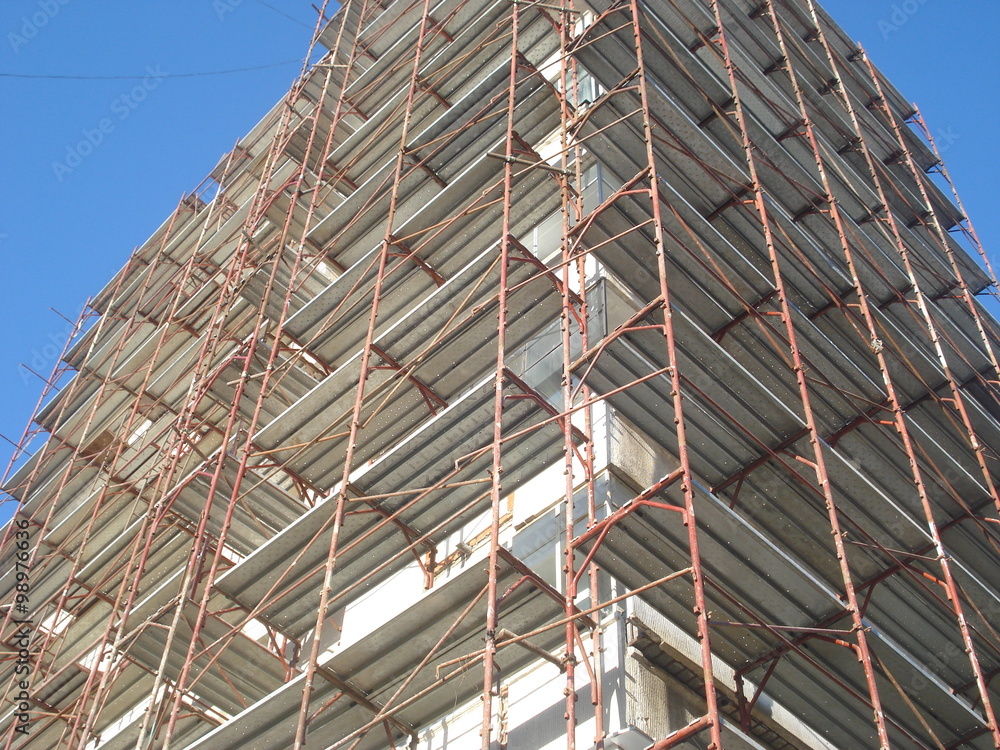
<box><xmin>252</xmin><ymin>0</ymin><xmax>315</xmax><ymax>28</ymax></box>
<box><xmin>0</xmin><ymin>60</ymin><xmax>302</xmax><ymax>81</ymax></box>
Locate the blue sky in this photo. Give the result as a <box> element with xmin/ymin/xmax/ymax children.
<box><xmin>0</xmin><ymin>1</ymin><xmax>998</xmax><ymax>480</ymax></box>
<box><xmin>0</xmin><ymin>2</ymin><xmax>317</xmax><ymax>478</ymax></box>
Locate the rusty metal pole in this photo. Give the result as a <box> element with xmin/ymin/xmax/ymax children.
<box><xmin>836</xmin><ymin>46</ymin><xmax>1000</xmax><ymax>521</ymax></box>
<box><xmin>481</xmin><ymin>4</ymin><xmax>520</xmax><ymax>746</ymax></box>
<box><xmin>870</xmin><ymin>85</ymin><xmax>1000</xmax><ymax>379</ymax></box>
<box><xmin>910</xmin><ymin>105</ymin><xmax>999</xmax><ymax>300</ymax></box>
<box><xmin>130</xmin><ymin>86</ymin><xmax>314</xmax><ymax>750</ymax></box>
<box><xmin>54</xmin><ymin>204</ymin><xmax>198</xmax><ymax>748</ymax></box>
<box><xmin>160</xmin><ymin>8</ymin><xmax>354</xmax><ymax>747</ymax></box>
<box><xmin>706</xmin><ymin>1</ymin><xmax>891</xmax><ymax>745</ymax></box>
<box><xmin>63</xmin><ymin>161</ymin><xmax>254</xmax><ymax>749</ymax></box>
<box><xmin>0</xmin><ymin>298</ymin><xmax>92</xmax><ymax>494</ymax></box>
<box><xmin>293</xmin><ymin>1</ymin><xmax>437</xmax><ymax>746</ymax></box>
<box><xmin>631</xmin><ymin>0</ymin><xmax>723</xmax><ymax>746</ymax></box>
<box><xmin>763</xmin><ymin>2</ymin><xmax>1000</xmax><ymax>745</ymax></box>
<box><xmin>558</xmin><ymin>2</ymin><xmax>582</xmax><ymax>747</ymax></box>
<box><xmin>861</xmin><ymin>51</ymin><xmax>1000</xmax><ymax>404</ymax></box>
<box><xmin>2</xmin><ymin>194</ymin><xmax>201</xmax><ymax>749</ymax></box>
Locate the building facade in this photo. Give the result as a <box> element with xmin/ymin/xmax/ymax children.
<box><xmin>3</xmin><ymin>0</ymin><xmax>1000</xmax><ymax>748</ymax></box>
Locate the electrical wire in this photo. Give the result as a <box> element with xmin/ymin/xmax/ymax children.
<box><xmin>252</xmin><ymin>0</ymin><xmax>315</xmax><ymax>29</ymax></box>
<box><xmin>0</xmin><ymin>60</ymin><xmax>302</xmax><ymax>81</ymax></box>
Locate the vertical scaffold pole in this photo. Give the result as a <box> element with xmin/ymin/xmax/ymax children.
<box><xmin>706</xmin><ymin>1</ymin><xmax>891</xmax><ymax>745</ymax></box>
<box><xmin>131</xmin><ymin>62</ymin><xmax>319</xmax><ymax>750</ymax></box>
<box><xmin>632</xmin><ymin>0</ymin><xmax>723</xmax><ymax>746</ymax></box>
<box><xmin>911</xmin><ymin>105</ymin><xmax>1000</xmax><ymax>302</ymax></box>
<box><xmin>559</xmin><ymin>3</ymin><xmax>583</xmax><ymax>748</ymax></box>
<box><xmin>482</xmin><ymin>4</ymin><xmax>520</xmax><ymax>747</ymax></box>
<box><xmin>764</xmin><ymin>2</ymin><xmax>1000</xmax><ymax>744</ymax></box>
<box><xmin>63</xmin><ymin>158</ymin><xmax>253</xmax><ymax>748</ymax></box>
<box><xmin>861</xmin><ymin>52</ymin><xmax>1000</xmax><ymax>401</ymax></box>
<box><xmin>294</xmin><ymin>0</ymin><xmax>437</xmax><ymax>746</ymax></box>
<box><xmin>161</xmin><ymin>40</ymin><xmax>343</xmax><ymax>750</ymax></box>
<box><xmin>813</xmin><ymin>35</ymin><xmax>1000</xmax><ymax>524</ymax></box>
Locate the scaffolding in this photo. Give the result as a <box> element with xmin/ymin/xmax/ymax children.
<box><xmin>2</xmin><ymin>0</ymin><xmax>1000</xmax><ymax>748</ymax></box>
